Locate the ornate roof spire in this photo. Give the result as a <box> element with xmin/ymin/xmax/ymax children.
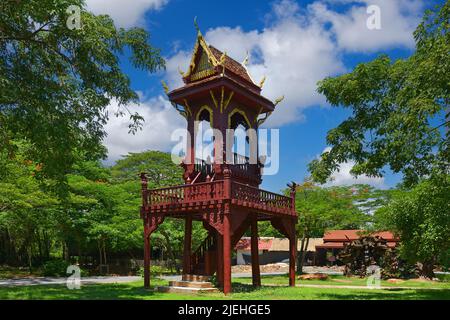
<box><xmin>194</xmin><ymin>16</ymin><xmax>201</xmax><ymax>36</ymax></box>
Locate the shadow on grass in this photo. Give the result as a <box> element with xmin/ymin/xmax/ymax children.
<box><xmin>1</xmin><ymin>279</ymin><xmax>449</xmax><ymax>300</ymax></box>
<box><xmin>313</xmin><ymin>288</ymin><xmax>450</xmax><ymax>300</ymax></box>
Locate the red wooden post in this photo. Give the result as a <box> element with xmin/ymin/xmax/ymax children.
<box><xmin>140</xmin><ymin>173</ymin><xmax>151</xmax><ymax>289</ymax></box>
<box><xmin>217</xmin><ymin>234</ymin><xmax>224</xmax><ymax>288</ymax></box>
<box><xmin>183</xmin><ymin>215</ymin><xmax>193</xmax><ymax>274</ymax></box>
<box><xmin>222</xmin><ymin>168</ymin><xmax>232</xmax><ymax>294</ymax></box>
<box><xmin>290</xmin><ymin>182</ymin><xmax>297</xmax><ymax>215</ymax></box>
<box><xmin>251</xmin><ymin>216</ymin><xmax>261</xmax><ymax>287</ymax></box>
<box><xmin>144</xmin><ymin>230</ymin><xmax>151</xmax><ymax>288</ymax></box>
<box><xmin>223</xmin><ymin>210</ymin><xmax>232</xmax><ymax>295</ymax></box>
<box><xmin>289</xmin><ymin>232</ymin><xmax>296</xmax><ymax>287</ymax></box>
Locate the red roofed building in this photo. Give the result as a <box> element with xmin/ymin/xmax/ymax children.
<box><xmin>235</xmin><ymin>237</ymin><xmax>323</xmax><ymax>265</ymax></box>
<box><xmin>315</xmin><ymin>230</ymin><xmax>399</xmax><ymax>266</ymax></box>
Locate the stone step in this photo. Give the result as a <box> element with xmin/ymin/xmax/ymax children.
<box><xmin>182</xmin><ymin>274</ymin><xmax>211</xmax><ymax>282</ymax></box>
<box><xmin>156</xmin><ymin>286</ymin><xmax>219</xmax><ymax>294</ymax></box>
<box><xmin>169</xmin><ymin>280</ymin><xmax>214</xmax><ymax>288</ymax></box>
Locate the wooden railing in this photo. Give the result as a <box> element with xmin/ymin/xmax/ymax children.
<box><xmin>232</xmin><ymin>152</ymin><xmax>249</xmax><ymax>165</ymax></box>
<box><xmin>148</xmin><ymin>180</ymin><xmax>224</xmax><ymax>205</ymax></box>
<box><xmin>194</xmin><ymin>158</ymin><xmax>213</xmax><ymax>177</ymax></box>
<box><xmin>147</xmin><ymin>180</ymin><xmax>293</xmax><ymax>213</ymax></box>
<box><xmin>231</xmin><ymin>181</ymin><xmax>292</xmax><ymax>211</ymax></box>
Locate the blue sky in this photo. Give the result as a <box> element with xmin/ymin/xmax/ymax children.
<box><xmin>85</xmin><ymin>0</ymin><xmax>439</xmax><ymax>193</ymax></box>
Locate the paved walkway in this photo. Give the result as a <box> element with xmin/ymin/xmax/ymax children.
<box><xmin>0</xmin><ymin>273</ymin><xmax>286</xmax><ymax>287</ymax></box>
<box><xmin>0</xmin><ymin>276</ymin><xmax>141</xmax><ymax>287</ymax></box>
<box><xmin>293</xmin><ymin>284</ymin><xmax>447</xmax><ymax>290</ymax></box>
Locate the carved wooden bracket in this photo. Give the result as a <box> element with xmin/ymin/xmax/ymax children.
<box><xmin>144</xmin><ymin>214</ymin><xmax>165</xmax><ymax>238</ymax></box>
<box><xmin>203</xmin><ymin>207</ymin><xmax>225</xmax><ymax>235</ymax></box>
<box><xmin>271</xmin><ymin>217</ymin><xmax>296</xmax><ymax>240</ymax></box>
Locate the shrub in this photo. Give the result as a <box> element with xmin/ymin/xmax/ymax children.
<box><xmin>138</xmin><ymin>265</ymin><xmax>172</xmax><ymax>277</ymax></box>
<box><xmin>42</xmin><ymin>260</ymin><xmax>87</xmax><ymax>277</ymax></box>
<box><xmin>42</xmin><ymin>260</ymin><xmax>70</xmax><ymax>277</ymax></box>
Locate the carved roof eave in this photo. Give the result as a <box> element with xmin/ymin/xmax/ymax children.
<box><xmin>168</xmin><ymin>76</ymin><xmax>275</xmax><ymax>113</ymax></box>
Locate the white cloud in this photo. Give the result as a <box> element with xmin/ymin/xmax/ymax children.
<box><xmin>102</xmin><ymin>0</ymin><xmax>424</xmax><ymax>162</ymax></box>
<box><xmin>325</xmin><ymin>161</ymin><xmax>385</xmax><ymax>188</ymax></box>
<box><xmin>319</xmin><ymin>148</ymin><xmax>385</xmax><ymax>188</ymax></box>
<box><xmin>166</xmin><ymin>2</ymin><xmax>345</xmax><ymax>127</ymax></box>
<box><xmin>165</xmin><ymin>0</ymin><xmax>423</xmax><ymax>126</ymax></box>
<box><xmin>310</xmin><ymin>0</ymin><xmax>423</xmax><ymax>52</ymax></box>
<box><xmin>85</xmin><ymin>0</ymin><xmax>168</xmax><ymax>28</ymax></box>
<box><xmin>165</xmin><ymin>50</ymin><xmax>191</xmax><ymax>89</ymax></box>
<box><xmin>103</xmin><ymin>96</ymin><xmax>184</xmax><ymax>164</ymax></box>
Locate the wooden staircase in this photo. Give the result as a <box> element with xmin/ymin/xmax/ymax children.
<box><xmin>158</xmin><ymin>219</ymin><xmax>255</xmax><ymax>293</ymax></box>
<box><xmin>190</xmin><ymin>233</ymin><xmax>217</xmax><ymax>275</ymax></box>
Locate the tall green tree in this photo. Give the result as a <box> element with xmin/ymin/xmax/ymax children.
<box><xmin>294</xmin><ymin>182</ymin><xmax>377</xmax><ymax>273</ymax></box>
<box><xmin>0</xmin><ymin>0</ymin><xmax>165</xmax><ymax>188</ymax></box>
<box><xmin>308</xmin><ymin>3</ymin><xmax>449</xmax><ymax>187</ymax></box>
<box><xmin>375</xmin><ymin>175</ymin><xmax>450</xmax><ymax>278</ymax></box>
<box><xmin>111</xmin><ymin>151</ymin><xmax>207</xmax><ymax>271</ymax></box>
<box><xmin>0</xmin><ymin>141</ymin><xmax>59</xmax><ymax>268</ymax></box>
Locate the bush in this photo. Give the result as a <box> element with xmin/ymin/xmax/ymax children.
<box><xmin>338</xmin><ymin>235</ymin><xmax>417</xmax><ymax>279</ymax></box>
<box><xmin>138</xmin><ymin>265</ymin><xmax>172</xmax><ymax>277</ymax></box>
<box><xmin>42</xmin><ymin>260</ymin><xmax>86</xmax><ymax>277</ymax></box>
<box><xmin>42</xmin><ymin>260</ymin><xmax>70</xmax><ymax>277</ymax></box>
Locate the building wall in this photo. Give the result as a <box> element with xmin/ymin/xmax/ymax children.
<box><xmin>236</xmin><ymin>250</ymin><xmax>316</xmax><ymax>265</ymax></box>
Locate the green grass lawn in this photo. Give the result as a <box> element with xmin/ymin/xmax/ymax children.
<box><xmin>0</xmin><ymin>277</ymin><xmax>449</xmax><ymax>300</ymax></box>
<box><xmin>234</xmin><ymin>274</ymin><xmax>450</xmax><ymax>289</ymax></box>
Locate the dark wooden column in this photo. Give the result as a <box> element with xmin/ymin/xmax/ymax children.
<box><xmin>251</xmin><ymin>216</ymin><xmax>261</xmax><ymax>287</ymax></box>
<box><xmin>141</xmin><ymin>173</ymin><xmax>151</xmax><ymax>289</ymax></box>
<box><xmin>216</xmin><ymin>234</ymin><xmax>224</xmax><ymax>288</ymax></box>
<box><xmin>143</xmin><ymin>230</ymin><xmax>151</xmax><ymax>288</ymax></box>
<box><xmin>183</xmin><ymin>215</ymin><xmax>193</xmax><ymax>274</ymax></box>
<box><xmin>289</xmin><ymin>233</ymin><xmax>296</xmax><ymax>287</ymax></box>
<box><xmin>223</xmin><ymin>211</ymin><xmax>232</xmax><ymax>295</ymax></box>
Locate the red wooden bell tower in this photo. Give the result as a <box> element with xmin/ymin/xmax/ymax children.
<box><xmin>140</xmin><ymin>27</ymin><xmax>298</xmax><ymax>294</ymax></box>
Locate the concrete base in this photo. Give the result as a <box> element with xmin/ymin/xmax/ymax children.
<box><xmin>157</xmin><ymin>274</ymin><xmax>218</xmax><ymax>294</ymax></box>
<box><xmin>156</xmin><ymin>286</ymin><xmax>219</xmax><ymax>294</ymax></box>
<box><xmin>182</xmin><ymin>274</ymin><xmax>212</xmax><ymax>282</ymax></box>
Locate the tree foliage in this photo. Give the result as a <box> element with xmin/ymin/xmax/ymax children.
<box><xmin>293</xmin><ymin>182</ymin><xmax>386</xmax><ymax>273</ymax></box>
<box><xmin>0</xmin><ymin>0</ymin><xmax>165</xmax><ymax>187</ymax></box>
<box><xmin>375</xmin><ymin>175</ymin><xmax>450</xmax><ymax>278</ymax></box>
<box><xmin>0</xmin><ymin>147</ymin><xmax>202</xmax><ymax>273</ymax></box>
<box><xmin>309</xmin><ymin>3</ymin><xmax>449</xmax><ymax>187</ymax></box>
<box><xmin>294</xmin><ymin>183</ymin><xmax>378</xmax><ymax>239</ymax></box>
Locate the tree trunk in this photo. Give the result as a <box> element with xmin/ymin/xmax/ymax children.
<box><xmin>161</xmin><ymin>231</ymin><xmax>177</xmax><ymax>272</ymax></box>
<box><xmin>98</xmin><ymin>240</ymin><xmax>103</xmax><ymax>266</ymax></box>
<box><xmin>297</xmin><ymin>236</ymin><xmax>310</xmax><ymax>274</ymax></box>
<box><xmin>102</xmin><ymin>239</ymin><xmax>107</xmax><ymax>265</ymax></box>
<box><xmin>420</xmin><ymin>260</ymin><xmax>435</xmax><ymax>279</ymax></box>
<box><xmin>303</xmin><ymin>237</ymin><xmax>310</xmax><ymax>265</ymax></box>
<box><xmin>297</xmin><ymin>236</ymin><xmax>305</xmax><ymax>274</ymax></box>
<box><xmin>63</xmin><ymin>241</ymin><xmax>70</xmax><ymax>262</ymax></box>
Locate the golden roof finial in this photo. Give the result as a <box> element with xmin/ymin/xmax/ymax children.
<box><xmin>161</xmin><ymin>80</ymin><xmax>169</xmax><ymax>95</ymax></box>
<box><xmin>259</xmin><ymin>75</ymin><xmax>266</xmax><ymax>88</ymax></box>
<box><xmin>178</xmin><ymin>67</ymin><xmax>185</xmax><ymax>77</ymax></box>
<box><xmin>194</xmin><ymin>16</ymin><xmax>201</xmax><ymax>36</ymax></box>
<box><xmin>242</xmin><ymin>50</ymin><xmax>250</xmax><ymax>66</ymax></box>
<box><xmin>219</xmin><ymin>51</ymin><xmax>227</xmax><ymax>65</ymax></box>
<box><xmin>274</xmin><ymin>95</ymin><xmax>285</xmax><ymax>107</ymax></box>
